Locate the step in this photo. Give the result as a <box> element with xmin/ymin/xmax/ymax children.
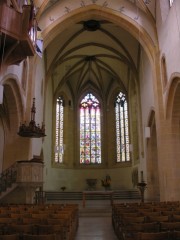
<box><xmin>45</xmin><ymin>189</ymin><xmax>141</xmax><ymax>201</ymax></box>
<box><xmin>79</xmin><ymin>211</ymin><xmax>112</xmax><ymax>217</ymax></box>
<box><xmin>79</xmin><ymin>204</ymin><xmax>112</xmax><ymax>217</ymax></box>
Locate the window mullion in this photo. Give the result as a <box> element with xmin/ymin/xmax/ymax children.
<box><xmin>123</xmin><ymin>104</ymin><xmax>126</xmax><ymax>161</ymax></box>
<box><xmin>83</xmin><ymin>108</ymin><xmax>86</xmax><ymax>163</ymax></box>
<box><xmin>119</xmin><ymin>103</ymin><xmax>122</xmax><ymax>162</ymax></box>
<box><xmin>95</xmin><ymin>108</ymin><xmax>97</xmax><ymax>163</ymax></box>
<box><xmin>55</xmin><ymin>97</ymin><xmax>64</xmax><ymax>163</ymax></box>
<box><xmin>80</xmin><ymin>93</ymin><xmax>101</xmax><ymax>164</ymax></box>
<box><xmin>89</xmin><ymin>109</ymin><xmax>92</xmax><ymax>163</ymax></box>
<box><xmin>85</xmin><ymin>108</ymin><xmax>87</xmax><ymax>162</ymax></box>
<box><xmin>58</xmin><ymin>102</ymin><xmax>61</xmax><ymax>162</ymax></box>
<box><xmin>115</xmin><ymin>92</ymin><xmax>130</xmax><ymax>163</ymax></box>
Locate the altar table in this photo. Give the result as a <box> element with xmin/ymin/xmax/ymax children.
<box><xmin>82</xmin><ymin>190</ymin><xmax>114</xmax><ymax>207</ymax></box>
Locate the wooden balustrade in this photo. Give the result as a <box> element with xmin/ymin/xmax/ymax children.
<box><xmin>0</xmin><ymin>1</ymin><xmax>36</xmax><ymax>66</ymax></box>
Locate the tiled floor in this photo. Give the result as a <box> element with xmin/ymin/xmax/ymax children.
<box><xmin>75</xmin><ymin>217</ymin><xmax>118</xmax><ymax>240</ymax></box>
<box><xmin>49</xmin><ymin>199</ymin><xmax>138</xmax><ymax>240</ymax></box>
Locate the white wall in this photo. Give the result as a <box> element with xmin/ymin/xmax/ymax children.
<box><xmin>31</xmin><ymin>56</ymin><xmax>46</xmax><ymax>157</ymax></box>
<box><xmin>43</xmin><ymin>167</ymin><xmax>133</xmax><ymax>192</ymax></box>
<box><xmin>43</xmin><ymin>77</ymin><xmax>134</xmax><ymax>191</ymax></box>
<box><xmin>157</xmin><ymin>1</ymin><xmax>180</xmax><ymax>86</ymax></box>
<box><xmin>139</xmin><ymin>47</ymin><xmax>154</xmax><ymax>179</ymax></box>
<box><xmin>140</xmin><ymin>48</ymin><xmax>154</xmax><ymax>124</ymax></box>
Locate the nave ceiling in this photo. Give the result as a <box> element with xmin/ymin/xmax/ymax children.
<box><xmin>34</xmin><ymin>0</ymin><xmax>156</xmax><ymax>98</ymax></box>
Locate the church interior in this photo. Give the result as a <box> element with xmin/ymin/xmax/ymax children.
<box><xmin>0</xmin><ymin>0</ymin><xmax>180</xmax><ymax>224</ymax></box>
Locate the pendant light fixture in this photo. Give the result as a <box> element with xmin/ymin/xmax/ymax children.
<box><xmin>18</xmin><ymin>98</ymin><xmax>46</xmax><ymax>138</ymax></box>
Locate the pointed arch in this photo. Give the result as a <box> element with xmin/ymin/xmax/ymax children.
<box><xmin>0</xmin><ymin>76</ymin><xmax>27</xmax><ymax>169</ymax></box>
<box><xmin>166</xmin><ymin>74</ymin><xmax>180</xmax><ymax>120</ymax></box>
<box><xmin>2</xmin><ymin>75</ymin><xmax>24</xmax><ymax>123</ymax></box>
<box><xmin>42</xmin><ymin>5</ymin><xmax>157</xmax><ymax>61</ymax></box>
<box><xmin>42</xmin><ymin>4</ymin><xmax>158</xmax><ymax>86</ymax></box>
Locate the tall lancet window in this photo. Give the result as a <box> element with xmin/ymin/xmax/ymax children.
<box><xmin>55</xmin><ymin>96</ymin><xmax>64</xmax><ymax>163</ymax></box>
<box><xmin>80</xmin><ymin>93</ymin><xmax>101</xmax><ymax>164</ymax></box>
<box><xmin>115</xmin><ymin>92</ymin><xmax>130</xmax><ymax>162</ymax></box>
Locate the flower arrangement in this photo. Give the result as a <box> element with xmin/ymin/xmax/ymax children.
<box><xmin>101</xmin><ymin>174</ymin><xmax>111</xmax><ymax>188</ymax></box>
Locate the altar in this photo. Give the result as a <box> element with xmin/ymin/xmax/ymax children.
<box><xmin>82</xmin><ymin>190</ymin><xmax>114</xmax><ymax>207</ymax></box>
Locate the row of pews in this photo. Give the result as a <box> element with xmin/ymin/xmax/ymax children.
<box><xmin>112</xmin><ymin>201</ymin><xmax>180</xmax><ymax>240</ymax></box>
<box><xmin>0</xmin><ymin>203</ymin><xmax>79</xmax><ymax>240</ymax></box>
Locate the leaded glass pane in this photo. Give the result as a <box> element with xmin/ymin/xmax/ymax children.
<box><xmin>55</xmin><ymin>97</ymin><xmax>64</xmax><ymax>163</ymax></box>
<box><xmin>80</xmin><ymin>93</ymin><xmax>101</xmax><ymax>164</ymax></box>
<box><xmin>115</xmin><ymin>92</ymin><xmax>130</xmax><ymax>162</ymax></box>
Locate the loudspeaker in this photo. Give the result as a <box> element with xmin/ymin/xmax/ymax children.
<box><xmin>145</xmin><ymin>127</ymin><xmax>150</xmax><ymax>138</ymax></box>
<box><xmin>0</xmin><ymin>85</ymin><xmax>4</xmax><ymax>104</ymax></box>
<box><xmin>129</xmin><ymin>144</ymin><xmax>133</xmax><ymax>152</ymax></box>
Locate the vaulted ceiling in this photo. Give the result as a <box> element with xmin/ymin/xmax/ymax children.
<box><xmin>47</xmin><ymin>19</ymin><xmax>139</xmax><ymax>97</ymax></box>
<box><xmin>34</xmin><ymin>0</ymin><xmax>156</xmax><ymax>97</ymax></box>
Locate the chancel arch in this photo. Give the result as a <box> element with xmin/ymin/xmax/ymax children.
<box><xmin>41</xmin><ymin>0</ymin><xmax>163</xmax><ymax>197</ymax></box>
<box><xmin>2</xmin><ymin>0</ymin><xmax>180</xmax><ymax>207</ymax></box>
<box><xmin>41</xmin><ymin>4</ymin><xmax>158</xmax><ymax>88</ymax></box>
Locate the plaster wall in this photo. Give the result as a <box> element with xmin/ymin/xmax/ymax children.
<box><xmin>157</xmin><ymin>1</ymin><xmax>180</xmax><ymax>86</ymax></box>
<box><xmin>43</xmin><ymin>76</ymin><xmax>53</xmax><ymax>190</ymax></box>
<box><xmin>154</xmin><ymin>1</ymin><xmax>180</xmax><ymax>201</ymax></box>
<box><xmin>139</xmin><ymin>48</ymin><xmax>154</xmax><ymax>179</ymax></box>
<box><xmin>31</xmin><ymin>56</ymin><xmax>45</xmax><ymax>158</ymax></box>
<box><xmin>6</xmin><ymin>65</ymin><xmax>22</xmax><ymax>83</ymax></box>
<box><xmin>139</xmin><ymin>49</ymin><xmax>154</xmax><ymax>127</ymax></box>
<box><xmin>43</xmin><ymin>74</ymin><xmax>134</xmax><ymax>191</ymax></box>
<box><xmin>43</xmin><ymin>167</ymin><xmax>133</xmax><ymax>192</ymax></box>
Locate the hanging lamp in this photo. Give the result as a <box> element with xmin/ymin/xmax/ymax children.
<box><xmin>18</xmin><ymin>98</ymin><xmax>46</xmax><ymax>138</ymax></box>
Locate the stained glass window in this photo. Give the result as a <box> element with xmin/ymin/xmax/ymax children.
<box><xmin>80</xmin><ymin>93</ymin><xmax>101</xmax><ymax>164</ymax></box>
<box><xmin>115</xmin><ymin>92</ymin><xmax>130</xmax><ymax>162</ymax></box>
<box><xmin>55</xmin><ymin>96</ymin><xmax>64</xmax><ymax>163</ymax></box>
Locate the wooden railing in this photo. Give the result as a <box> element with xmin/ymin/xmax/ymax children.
<box><xmin>0</xmin><ymin>0</ymin><xmax>36</xmax><ymax>66</ymax></box>
<box><xmin>0</xmin><ymin>163</ymin><xmax>17</xmax><ymax>194</ymax></box>
<box><xmin>35</xmin><ymin>189</ymin><xmax>141</xmax><ymax>203</ymax></box>
<box><xmin>0</xmin><ymin>159</ymin><xmax>44</xmax><ymax>203</ymax></box>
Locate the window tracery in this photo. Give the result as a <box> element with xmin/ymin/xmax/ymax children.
<box><xmin>80</xmin><ymin>93</ymin><xmax>101</xmax><ymax>164</ymax></box>
<box><xmin>115</xmin><ymin>92</ymin><xmax>130</xmax><ymax>162</ymax></box>
<box><xmin>55</xmin><ymin>96</ymin><xmax>64</xmax><ymax>163</ymax></box>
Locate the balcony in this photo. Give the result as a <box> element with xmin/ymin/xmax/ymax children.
<box><xmin>0</xmin><ymin>1</ymin><xmax>36</xmax><ymax>66</ymax></box>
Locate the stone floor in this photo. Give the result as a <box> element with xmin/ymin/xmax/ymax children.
<box><xmin>48</xmin><ymin>199</ymin><xmax>139</xmax><ymax>240</ymax></box>
<box><xmin>76</xmin><ymin>200</ymin><xmax>121</xmax><ymax>240</ymax></box>
<box><xmin>75</xmin><ymin>217</ymin><xmax>118</xmax><ymax>240</ymax></box>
